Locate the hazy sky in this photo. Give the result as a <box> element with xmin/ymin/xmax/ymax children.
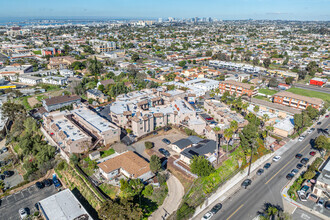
<box><xmin>0</xmin><ymin>0</ymin><xmax>329</xmax><ymax>20</ymax></box>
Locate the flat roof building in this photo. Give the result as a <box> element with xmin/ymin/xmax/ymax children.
<box><xmin>38</xmin><ymin>189</ymin><xmax>93</xmax><ymax>220</ymax></box>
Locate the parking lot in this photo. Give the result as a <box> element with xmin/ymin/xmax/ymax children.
<box><xmin>0</xmin><ymin>150</ymin><xmax>24</xmax><ymax>189</ymax></box>
<box><xmin>0</xmin><ymin>183</ymin><xmax>58</xmax><ymax>219</ymax></box>
<box><xmin>129</xmin><ymin>129</ymin><xmax>188</xmax><ymax>159</ymax></box>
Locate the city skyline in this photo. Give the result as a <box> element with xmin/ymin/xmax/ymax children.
<box><xmin>0</xmin><ymin>0</ymin><xmax>329</xmax><ymax>21</ymax></box>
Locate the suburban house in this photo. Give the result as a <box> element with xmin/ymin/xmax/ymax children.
<box><xmin>170</xmin><ymin>136</ymin><xmax>203</xmax><ymax>153</ymax></box>
<box><xmin>86</xmin><ymin>89</ymin><xmax>108</xmax><ymax>103</ymax></box>
<box><xmin>180</xmin><ymin>139</ymin><xmax>224</xmax><ymax>165</ymax></box>
<box><xmin>42</xmin><ymin>95</ymin><xmax>81</xmax><ymax>112</ymax></box>
<box><xmin>313</xmin><ymin>160</ymin><xmax>330</xmax><ymax>198</ymax></box>
<box><xmin>98</xmin><ymin>151</ymin><xmax>154</xmax><ymax>181</ymax></box>
<box><xmin>272</xmin><ymin>91</ymin><xmax>323</xmax><ymax>110</ymax></box>
<box><xmin>273</xmin><ymin>116</ymin><xmax>295</xmax><ymax>137</ymax></box>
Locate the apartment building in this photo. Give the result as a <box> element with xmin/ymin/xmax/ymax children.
<box><xmin>43</xmin><ymin>111</ymin><xmax>92</xmax><ymax>153</ymax></box>
<box><xmin>0</xmin><ymin>64</ymin><xmax>33</xmax><ymax>77</ymax></box>
<box><xmin>71</xmin><ymin>105</ymin><xmax>120</xmax><ymax>146</ymax></box>
<box><xmin>204</xmin><ymin>99</ymin><xmax>248</xmax><ymax>129</ymax></box>
<box><xmin>43</xmin><ymin>95</ymin><xmax>81</xmax><ymax>112</ymax></box>
<box><xmin>43</xmin><ymin>105</ymin><xmax>120</xmax><ymax>153</ymax></box>
<box><xmin>219</xmin><ymin>80</ymin><xmax>258</xmax><ymax>97</ymax></box>
<box><xmin>272</xmin><ymin>91</ymin><xmax>323</xmax><ymax>110</ymax></box>
<box><xmin>109</xmin><ymin>88</ymin><xmax>196</xmax><ymax>137</ymax></box>
<box><xmin>47</xmin><ymin>56</ymin><xmax>77</xmax><ymax>69</ymax></box>
<box><xmin>42</xmin><ymin>76</ymin><xmax>67</xmax><ymax>85</ymax></box>
<box><xmin>89</xmin><ymin>40</ymin><xmax>116</xmax><ymax>53</ymax></box>
<box><xmin>18</xmin><ymin>76</ymin><xmax>42</xmax><ymax>85</ymax></box>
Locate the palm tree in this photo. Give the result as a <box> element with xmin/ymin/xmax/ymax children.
<box><xmin>224</xmin><ymin>128</ymin><xmax>233</xmax><ymax>153</ymax></box>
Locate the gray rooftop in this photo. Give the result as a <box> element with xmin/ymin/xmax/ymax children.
<box><xmin>181</xmin><ymin>139</ymin><xmax>216</xmax><ymax>159</ymax></box>
<box><xmin>38</xmin><ymin>189</ymin><xmax>93</xmax><ymax>220</ymax></box>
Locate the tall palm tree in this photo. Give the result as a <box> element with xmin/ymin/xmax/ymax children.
<box><xmin>224</xmin><ymin>128</ymin><xmax>233</xmax><ymax>153</ymax></box>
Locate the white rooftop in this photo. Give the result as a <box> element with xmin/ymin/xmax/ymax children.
<box><xmin>38</xmin><ymin>189</ymin><xmax>93</xmax><ymax>220</ymax></box>
<box><xmin>72</xmin><ymin>107</ymin><xmax>118</xmax><ymax>133</ymax></box>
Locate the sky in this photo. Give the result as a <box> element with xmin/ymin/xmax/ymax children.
<box><xmin>0</xmin><ymin>0</ymin><xmax>329</xmax><ymax>21</ymax></box>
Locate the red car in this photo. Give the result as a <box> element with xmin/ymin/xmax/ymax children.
<box><xmin>206</xmin><ymin>117</ymin><xmax>214</xmax><ymax>121</ymax></box>
<box><xmin>326</xmin><ymin>115</ymin><xmax>329</xmax><ymax>118</ymax></box>
<box><xmin>309</xmin><ymin>151</ymin><xmax>316</xmax><ymax>156</ymax></box>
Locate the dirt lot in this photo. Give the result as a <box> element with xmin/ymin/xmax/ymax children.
<box><xmin>27</xmin><ymin>97</ymin><xmax>39</xmax><ymax>107</ymax></box>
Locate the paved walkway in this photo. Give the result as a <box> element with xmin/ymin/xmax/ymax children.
<box><xmin>149</xmin><ymin>174</ymin><xmax>184</xmax><ymax>220</ymax></box>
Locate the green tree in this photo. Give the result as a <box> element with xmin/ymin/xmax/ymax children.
<box><xmin>306</xmin><ymin>106</ymin><xmax>319</xmax><ymax>120</ymax></box>
<box><xmin>315</xmin><ymin>135</ymin><xmax>329</xmax><ymax>151</ymax></box>
<box><xmin>224</xmin><ymin>128</ymin><xmax>233</xmax><ymax>152</ymax></box>
<box><xmin>150</xmin><ymin>155</ymin><xmax>162</xmax><ymax>173</ymax></box>
<box><xmin>190</xmin><ymin>156</ymin><xmax>215</xmax><ymax>177</ymax></box>
<box><xmin>263</xmin><ymin>58</ymin><xmax>271</xmax><ymax>69</ymax></box>
<box><xmin>142</xmin><ymin>185</ymin><xmax>153</xmax><ymax>197</ymax></box>
<box><xmin>131</xmin><ymin>54</ymin><xmax>140</xmax><ymax>62</ymax></box>
<box><xmin>178</xmin><ymin>60</ymin><xmax>187</xmax><ymax>67</ymax></box>
<box><xmin>303</xmin><ymin>170</ymin><xmax>315</xmax><ymax>180</ymax></box>
<box><xmin>285</xmin><ymin>77</ymin><xmax>294</xmax><ymax>85</ymax></box>
<box><xmin>253</xmin><ymin>105</ymin><xmax>260</xmax><ymax>113</ymax></box>
<box><xmin>144</xmin><ymin>141</ymin><xmax>154</xmax><ymax>149</ymax></box>
<box><xmin>293</xmin><ymin>114</ymin><xmax>303</xmax><ymax>133</ymax></box>
<box><xmin>99</xmin><ymin>198</ymin><xmax>143</xmax><ymax>220</ymax></box>
<box><xmin>88</xmin><ymin>57</ymin><xmax>103</xmax><ymax>75</ymax></box>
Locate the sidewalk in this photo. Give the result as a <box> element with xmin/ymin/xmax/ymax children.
<box><xmin>193</xmin><ymin>152</ymin><xmax>275</xmax><ymax>218</ymax></box>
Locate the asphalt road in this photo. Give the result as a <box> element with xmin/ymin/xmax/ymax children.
<box><xmin>0</xmin><ymin>184</ymin><xmax>58</xmax><ymax>219</ymax></box>
<box><xmin>294</xmin><ymin>84</ymin><xmax>330</xmax><ymax>94</ymax></box>
<box><xmin>197</xmin><ymin>117</ymin><xmax>330</xmax><ymax>220</ymax></box>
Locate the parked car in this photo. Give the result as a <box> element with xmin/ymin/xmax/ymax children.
<box><xmin>291</xmin><ymin>169</ymin><xmax>299</xmax><ymax>175</ymax></box>
<box><xmin>34</xmin><ymin>203</ymin><xmax>39</xmax><ymax>211</ymax></box>
<box><xmin>309</xmin><ymin>151</ymin><xmax>316</xmax><ymax>156</ymax></box>
<box><xmin>0</xmin><ymin>174</ymin><xmax>5</xmax><ymax>180</ymax></box>
<box><xmin>159</xmin><ymin>148</ymin><xmax>170</xmax><ymax>157</ymax></box>
<box><xmin>211</xmin><ymin>203</ymin><xmax>222</xmax><ymax>214</ymax></box>
<box><xmin>263</xmin><ymin>163</ymin><xmax>271</xmax><ymax>169</ymax></box>
<box><xmin>162</xmin><ymin>138</ymin><xmax>171</xmax><ymax>145</ymax></box>
<box><xmin>286</xmin><ymin>173</ymin><xmax>294</xmax><ymax>180</ymax></box>
<box><xmin>325</xmin><ymin>115</ymin><xmax>329</xmax><ymax>118</ymax></box>
<box><xmin>296</xmin><ymin>164</ymin><xmax>303</xmax><ymax>169</ymax></box>
<box><xmin>3</xmin><ymin>170</ymin><xmax>13</xmax><ymax>177</ymax></box>
<box><xmin>317</xmin><ymin>122</ymin><xmax>322</xmax><ymax>125</ymax></box>
<box><xmin>300</xmin><ymin>158</ymin><xmax>309</xmax><ymax>165</ymax></box>
<box><xmin>164</xmin><ymin>127</ymin><xmax>171</xmax><ymax>132</ymax></box>
<box><xmin>256</xmin><ymin>169</ymin><xmax>264</xmax><ymax>175</ymax></box>
<box><xmin>325</xmin><ymin>201</ymin><xmax>330</xmax><ymax>210</ymax></box>
<box><xmin>1</xmin><ymin>147</ymin><xmax>8</xmax><ymax>153</ymax></box>
<box><xmin>201</xmin><ymin>211</ymin><xmax>213</xmax><ymax>220</ymax></box>
<box><xmin>295</xmin><ymin>154</ymin><xmax>303</xmax><ymax>159</ymax></box>
<box><xmin>43</xmin><ymin>179</ymin><xmax>52</xmax><ymax>187</ymax></box>
<box><xmin>153</xmin><ymin>131</ymin><xmax>158</xmax><ymax>135</ymax></box>
<box><xmin>241</xmin><ymin>179</ymin><xmax>252</xmax><ymax>189</ymax></box>
<box><xmin>298</xmin><ymin>136</ymin><xmax>305</xmax><ymax>141</ymax></box>
<box><xmin>273</xmin><ymin>156</ymin><xmax>281</xmax><ymax>162</ymax></box>
<box><xmin>35</xmin><ymin>181</ymin><xmax>44</xmax><ymax>189</ymax></box>
<box><xmin>307</xmin><ymin>193</ymin><xmax>318</xmax><ymax>202</ymax></box>
<box><xmin>317</xmin><ymin>198</ymin><xmax>325</xmax><ymax>207</ymax></box>
<box><xmin>206</xmin><ymin>117</ymin><xmax>214</xmax><ymax>121</ymax></box>
<box><xmin>19</xmin><ymin>208</ymin><xmax>28</xmax><ymax>219</ymax></box>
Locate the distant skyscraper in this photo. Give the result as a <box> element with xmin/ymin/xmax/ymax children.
<box><xmin>208</xmin><ymin>17</ymin><xmax>212</xmax><ymax>22</ymax></box>
<box><xmin>168</xmin><ymin>17</ymin><xmax>174</xmax><ymax>22</ymax></box>
<box><xmin>158</xmin><ymin>18</ymin><xmax>163</xmax><ymax>23</ymax></box>
<box><xmin>202</xmin><ymin>17</ymin><xmax>206</xmax><ymax>22</ymax></box>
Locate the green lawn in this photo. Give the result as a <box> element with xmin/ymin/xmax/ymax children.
<box><xmin>287</xmin><ymin>87</ymin><xmax>330</xmax><ymax>102</ymax></box>
<box><xmin>22</xmin><ymin>96</ymin><xmax>32</xmax><ymax>110</ymax></box>
<box><xmin>254</xmin><ymin>95</ymin><xmax>271</xmax><ymax>102</ymax></box>
<box><xmin>99</xmin><ymin>183</ymin><xmax>118</xmax><ymax>199</ymax></box>
<box><xmin>100</xmin><ymin>148</ymin><xmax>115</xmax><ymax>158</ymax></box>
<box><xmin>258</xmin><ymin>88</ymin><xmax>278</xmax><ymax>96</ymax></box>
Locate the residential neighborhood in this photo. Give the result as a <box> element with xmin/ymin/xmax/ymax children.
<box><xmin>0</xmin><ymin>4</ymin><xmax>329</xmax><ymax>220</ymax></box>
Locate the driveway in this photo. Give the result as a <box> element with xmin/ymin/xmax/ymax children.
<box><xmin>130</xmin><ymin>130</ymin><xmax>187</xmax><ymax>159</ymax></box>
<box><xmin>0</xmin><ymin>184</ymin><xmax>58</xmax><ymax>219</ymax></box>
<box><xmin>149</xmin><ymin>174</ymin><xmax>184</xmax><ymax>220</ymax></box>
